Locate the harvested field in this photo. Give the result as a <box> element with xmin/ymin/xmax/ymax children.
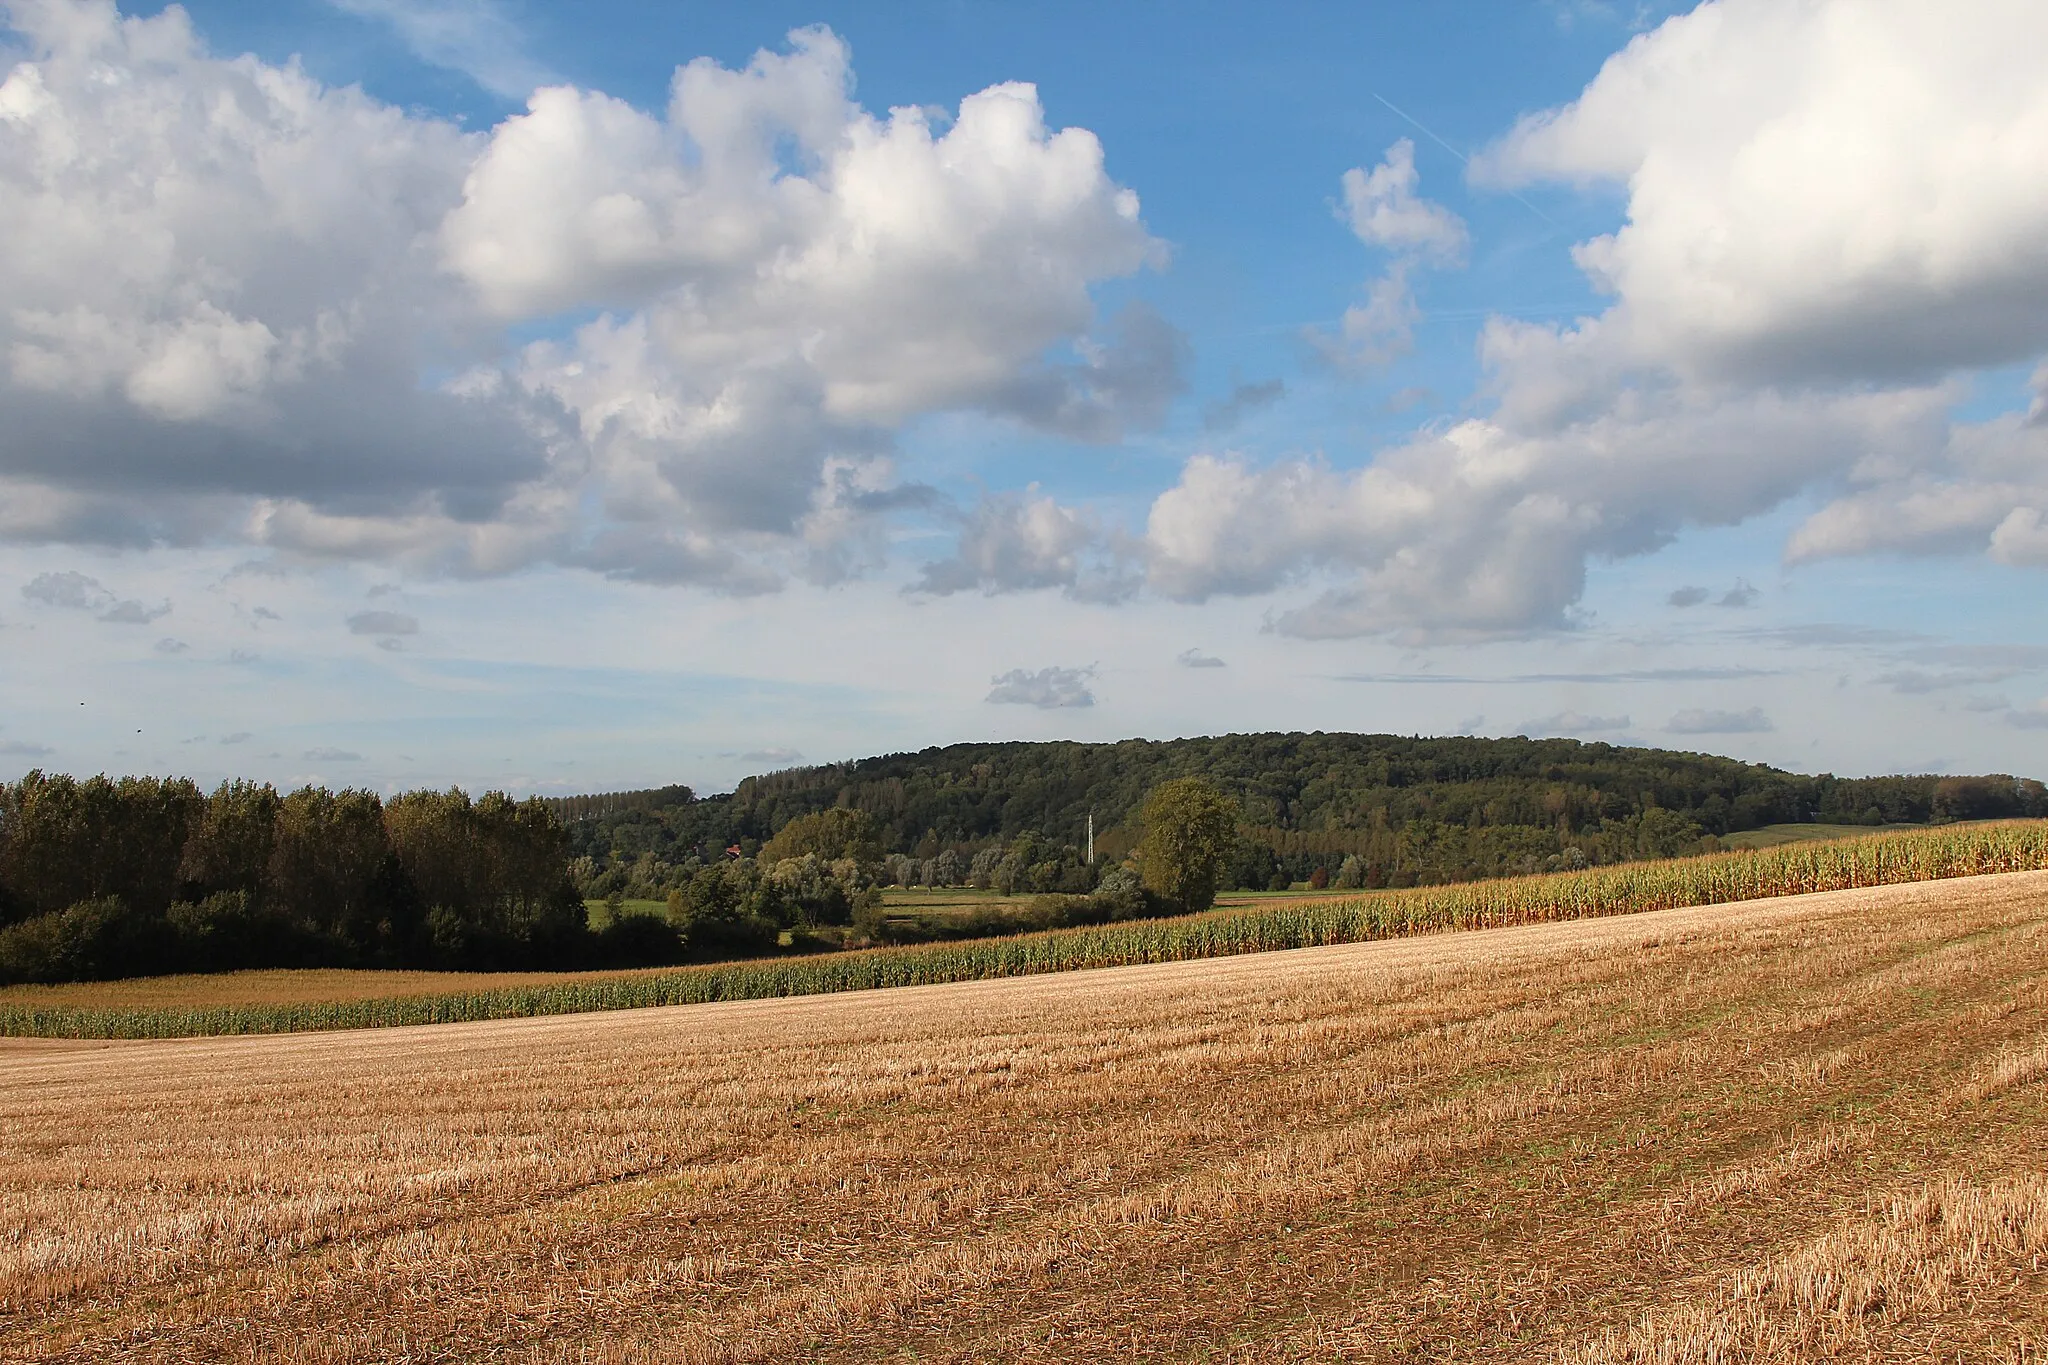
<box><xmin>5</xmin><ymin>872</ymin><xmax>2048</xmax><ymax>1362</ymax></box>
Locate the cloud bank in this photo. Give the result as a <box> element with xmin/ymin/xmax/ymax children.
<box><xmin>1133</xmin><ymin>0</ymin><xmax>2048</xmax><ymax>639</ymax></box>
<box><xmin>9</xmin><ymin>0</ymin><xmax>2048</xmax><ymax>655</ymax></box>
<box><xmin>0</xmin><ymin>6</ymin><xmax>1168</xmax><ymax>591</ymax></box>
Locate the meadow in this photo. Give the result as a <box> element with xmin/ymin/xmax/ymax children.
<box><xmin>1720</xmin><ymin>821</ymin><xmax>1929</xmax><ymax>850</ymax></box>
<box><xmin>4</xmin><ymin>821</ymin><xmax>2045</xmax><ymax>1039</ymax></box>
<box><xmin>585</xmin><ymin>898</ymin><xmax>671</xmax><ymax>928</ymax></box>
<box><xmin>3</xmin><ymin>870</ymin><xmax>2045</xmax><ymax>1361</ymax></box>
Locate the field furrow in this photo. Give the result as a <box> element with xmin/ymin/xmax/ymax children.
<box><xmin>4</xmin><ymin>872</ymin><xmax>2046</xmax><ymax>1361</ymax></box>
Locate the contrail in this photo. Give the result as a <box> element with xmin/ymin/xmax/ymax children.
<box><xmin>1372</xmin><ymin>91</ymin><xmax>1474</xmax><ymax>165</ymax></box>
<box><xmin>1372</xmin><ymin>92</ymin><xmax>1563</xmax><ymax>230</ymax></box>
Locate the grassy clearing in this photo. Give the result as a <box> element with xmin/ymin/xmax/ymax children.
<box><xmin>581</xmin><ymin>897</ymin><xmax>668</xmax><ymax>928</ymax></box>
<box><xmin>1721</xmin><ymin>820</ymin><xmax>1928</xmax><ymax>850</ymax></box>
<box><xmin>4</xmin><ymin>873</ymin><xmax>2045</xmax><ymax>1360</ymax></box>
<box><xmin>5</xmin><ymin>820</ymin><xmax>2045</xmax><ymax>1039</ymax></box>
<box><xmin>877</xmin><ymin>886</ymin><xmax>1031</xmax><ymax>910</ymax></box>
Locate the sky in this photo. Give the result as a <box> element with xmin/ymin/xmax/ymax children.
<box><xmin>4</xmin><ymin>0</ymin><xmax>2048</xmax><ymax>796</ymax></box>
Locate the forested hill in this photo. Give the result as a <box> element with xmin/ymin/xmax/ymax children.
<box><xmin>557</xmin><ymin>733</ymin><xmax>2047</xmax><ymax>891</ymax></box>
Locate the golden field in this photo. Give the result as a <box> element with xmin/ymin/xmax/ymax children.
<box><xmin>4</xmin><ymin>871</ymin><xmax>2048</xmax><ymax>1362</ymax></box>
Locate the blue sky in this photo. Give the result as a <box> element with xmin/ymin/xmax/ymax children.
<box><xmin>3</xmin><ymin>0</ymin><xmax>2047</xmax><ymax>794</ymax></box>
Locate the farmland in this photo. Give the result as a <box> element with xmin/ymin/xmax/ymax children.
<box><xmin>4</xmin><ymin>870</ymin><xmax>2046</xmax><ymax>1361</ymax></box>
<box><xmin>4</xmin><ymin>821</ymin><xmax>2046</xmax><ymax>1039</ymax></box>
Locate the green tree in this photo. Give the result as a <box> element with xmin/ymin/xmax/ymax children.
<box><xmin>667</xmin><ymin>864</ymin><xmax>777</xmax><ymax>955</ymax></box>
<box><xmin>1136</xmin><ymin>777</ymin><xmax>1239</xmax><ymax>915</ymax></box>
<box><xmin>266</xmin><ymin>787</ymin><xmax>395</xmax><ymax>955</ymax></box>
<box><xmin>759</xmin><ymin>808</ymin><xmax>882</xmax><ymax>864</ymax></box>
<box><xmin>181</xmin><ymin>780</ymin><xmax>281</xmax><ymax>902</ymax></box>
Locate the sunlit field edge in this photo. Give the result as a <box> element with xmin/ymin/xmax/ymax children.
<box><xmin>4</xmin><ymin>821</ymin><xmax>2043</xmax><ymax>1039</ymax></box>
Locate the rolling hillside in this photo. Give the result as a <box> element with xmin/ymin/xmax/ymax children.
<box><xmin>556</xmin><ymin>732</ymin><xmax>2047</xmax><ymax>889</ymax></box>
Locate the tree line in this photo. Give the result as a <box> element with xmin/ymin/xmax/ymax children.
<box><xmin>0</xmin><ymin>772</ymin><xmax>595</xmax><ymax>984</ymax></box>
<box><xmin>556</xmin><ymin>733</ymin><xmax>2048</xmax><ymax>898</ymax></box>
<box><xmin>12</xmin><ymin>734</ymin><xmax>2046</xmax><ymax>985</ymax></box>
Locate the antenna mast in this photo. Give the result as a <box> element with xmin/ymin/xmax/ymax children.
<box><xmin>1086</xmin><ymin>810</ymin><xmax>1095</xmax><ymax>865</ymax></box>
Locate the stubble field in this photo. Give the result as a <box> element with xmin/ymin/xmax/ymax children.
<box><xmin>4</xmin><ymin>871</ymin><xmax>2048</xmax><ymax>1362</ymax></box>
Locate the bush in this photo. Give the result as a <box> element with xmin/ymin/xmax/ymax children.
<box><xmin>0</xmin><ymin>912</ymin><xmax>66</xmax><ymax>984</ymax></box>
<box><xmin>667</xmin><ymin>870</ymin><xmax>779</xmax><ymax>956</ymax></box>
<box><xmin>591</xmin><ymin>912</ymin><xmax>687</xmax><ymax>967</ymax></box>
<box><xmin>0</xmin><ymin>896</ymin><xmax>176</xmax><ymax>984</ymax></box>
<box><xmin>167</xmin><ymin>891</ymin><xmax>323</xmax><ymax>973</ymax></box>
<box><xmin>1087</xmin><ymin>865</ymin><xmax>1153</xmax><ymax>920</ymax></box>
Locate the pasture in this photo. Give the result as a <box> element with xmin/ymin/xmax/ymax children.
<box><xmin>4</xmin><ymin>871</ymin><xmax>2046</xmax><ymax>1361</ymax></box>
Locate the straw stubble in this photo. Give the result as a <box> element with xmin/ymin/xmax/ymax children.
<box><xmin>4</xmin><ymin>871</ymin><xmax>2047</xmax><ymax>1361</ymax></box>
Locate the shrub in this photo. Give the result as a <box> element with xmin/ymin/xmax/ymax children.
<box><xmin>0</xmin><ymin>912</ymin><xmax>66</xmax><ymax>984</ymax></box>
<box><xmin>0</xmin><ymin>896</ymin><xmax>176</xmax><ymax>984</ymax></box>
<box><xmin>592</xmin><ymin>912</ymin><xmax>686</xmax><ymax>967</ymax></box>
<box><xmin>167</xmin><ymin>891</ymin><xmax>322</xmax><ymax>973</ymax></box>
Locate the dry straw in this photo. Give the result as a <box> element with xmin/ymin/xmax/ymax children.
<box><xmin>6</xmin><ymin>821</ymin><xmax>2044</xmax><ymax>1039</ymax></box>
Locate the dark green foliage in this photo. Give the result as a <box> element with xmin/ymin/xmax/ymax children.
<box><xmin>542</xmin><ymin>785</ymin><xmax>695</xmax><ymax>822</ymax></box>
<box><xmin>0</xmin><ymin>773</ymin><xmax>203</xmax><ymax>918</ymax></box>
<box><xmin>0</xmin><ymin>911</ymin><xmax>67</xmax><ymax>983</ymax></box>
<box><xmin>166</xmin><ymin>891</ymin><xmax>321</xmax><ymax>972</ymax></box>
<box><xmin>0</xmin><ymin>896</ymin><xmax>178</xmax><ymax>983</ymax></box>
<box><xmin>758</xmin><ymin>808</ymin><xmax>882</xmax><ymax>864</ymax></box>
<box><xmin>1137</xmin><ymin>777</ymin><xmax>1239</xmax><ymax>914</ymax></box>
<box><xmin>591</xmin><ymin>911</ymin><xmax>688</xmax><ymax>968</ymax></box>
<box><xmin>386</xmin><ymin>788</ymin><xmax>581</xmax><ymax>965</ymax></box>
<box><xmin>1931</xmin><ymin>776</ymin><xmax>2043</xmax><ymax>822</ymax></box>
<box><xmin>556</xmin><ymin>733</ymin><xmax>2047</xmax><ymax>897</ymax></box>
<box><xmin>267</xmin><ymin>787</ymin><xmax>401</xmax><ymax>954</ymax></box>
<box><xmin>180</xmin><ymin>781</ymin><xmax>280</xmax><ymax>900</ymax></box>
<box><xmin>0</xmin><ymin>772</ymin><xmax>597</xmax><ymax>984</ymax></box>
<box><xmin>666</xmin><ymin>866</ymin><xmax>780</xmax><ymax>956</ymax></box>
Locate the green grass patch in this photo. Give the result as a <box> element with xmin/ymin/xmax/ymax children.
<box><xmin>1720</xmin><ymin>821</ymin><xmax>1927</xmax><ymax>850</ymax></box>
<box><xmin>582</xmin><ymin>897</ymin><xmax>669</xmax><ymax>929</ymax></box>
<box><xmin>876</xmin><ymin>887</ymin><xmax>1037</xmax><ymax>916</ymax></box>
<box><xmin>7</xmin><ymin>821</ymin><xmax>2047</xmax><ymax>1040</ymax></box>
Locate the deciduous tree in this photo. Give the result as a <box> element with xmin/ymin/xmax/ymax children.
<box><xmin>1136</xmin><ymin>777</ymin><xmax>1239</xmax><ymax>915</ymax></box>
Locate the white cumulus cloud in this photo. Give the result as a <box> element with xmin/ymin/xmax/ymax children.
<box><xmin>1475</xmin><ymin>0</ymin><xmax>2048</xmax><ymax>385</ymax></box>
<box><xmin>1320</xmin><ymin>139</ymin><xmax>1467</xmax><ymax>367</ymax></box>
<box><xmin>0</xmin><ymin>9</ymin><xmax>1170</xmax><ymax>592</ymax></box>
<box><xmin>1136</xmin><ymin>0</ymin><xmax>2048</xmax><ymax>637</ymax></box>
<box><xmin>1340</xmin><ymin>138</ymin><xmax>1467</xmax><ymax>262</ymax></box>
<box><xmin>1142</xmin><ymin>382</ymin><xmax>1937</xmax><ymax>638</ymax></box>
<box><xmin>916</xmin><ymin>487</ymin><xmax>1137</xmax><ymax>601</ymax></box>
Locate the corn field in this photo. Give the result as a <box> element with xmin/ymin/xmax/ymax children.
<box><xmin>6</xmin><ymin>820</ymin><xmax>2045</xmax><ymax>1039</ymax></box>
